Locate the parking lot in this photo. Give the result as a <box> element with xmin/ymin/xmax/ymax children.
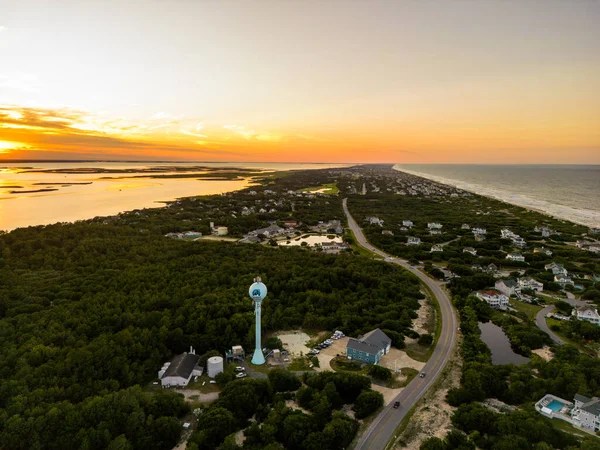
<box><xmin>311</xmin><ymin>335</ymin><xmax>348</xmax><ymax>371</ymax></box>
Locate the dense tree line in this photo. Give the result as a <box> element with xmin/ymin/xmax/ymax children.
<box><xmin>189</xmin><ymin>371</ymin><xmax>379</xmax><ymax>450</ymax></box>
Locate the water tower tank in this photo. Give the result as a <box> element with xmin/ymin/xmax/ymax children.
<box><xmin>207</xmin><ymin>356</ymin><xmax>224</xmax><ymax>378</ymax></box>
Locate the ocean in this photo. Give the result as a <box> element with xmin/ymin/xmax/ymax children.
<box><xmin>394</xmin><ymin>164</ymin><xmax>600</xmax><ymax>228</ymax></box>
<box><xmin>0</xmin><ymin>162</ymin><xmax>350</xmax><ymax>231</ymax></box>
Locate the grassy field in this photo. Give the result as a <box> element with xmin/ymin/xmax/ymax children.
<box><xmin>186</xmin><ymin>375</ymin><xmax>222</xmax><ymax>393</ymax></box>
<box><xmin>511</xmin><ymin>299</ymin><xmax>543</xmax><ymax>320</ymax></box>
<box><xmin>299</xmin><ymin>183</ymin><xmax>339</xmax><ymax>195</ymax></box>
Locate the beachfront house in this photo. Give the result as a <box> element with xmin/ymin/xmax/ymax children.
<box><xmin>367</xmin><ymin>217</ymin><xmax>384</xmax><ymax>226</ymax></box>
<box><xmin>485</xmin><ymin>263</ymin><xmax>498</xmax><ymax>274</ymax></box>
<box><xmin>573</xmin><ymin>395</ymin><xmax>600</xmax><ymax>431</ymax></box>
<box><xmin>554</xmin><ymin>274</ymin><xmax>574</xmax><ymax>286</ymax></box>
<box><xmin>407</xmin><ymin>237</ymin><xmax>421</xmax><ymax>245</ymax></box>
<box><xmin>534</xmin><ymin>247</ymin><xmax>553</xmax><ymax>256</ymax></box>
<box><xmin>536</xmin><ymin>394</ymin><xmax>600</xmax><ymax>432</ymax></box>
<box><xmin>476</xmin><ymin>290</ymin><xmax>509</xmax><ymax>310</ymax></box>
<box><xmin>346</xmin><ymin>328</ymin><xmax>392</xmax><ymax>365</ymax></box>
<box><xmin>463</xmin><ymin>247</ymin><xmax>477</xmax><ymax>256</ymax></box>
<box><xmin>495</xmin><ymin>279</ymin><xmax>518</xmax><ymax>297</ymax></box>
<box><xmin>518</xmin><ymin>277</ymin><xmax>544</xmax><ymax>292</ymax></box>
<box><xmin>506</xmin><ymin>253</ymin><xmax>525</xmax><ymax>262</ymax></box>
<box><xmin>545</xmin><ymin>263</ymin><xmax>567</xmax><ymax>276</ymax></box>
<box><xmin>572</xmin><ymin>305</ymin><xmax>600</xmax><ymax>326</ymax></box>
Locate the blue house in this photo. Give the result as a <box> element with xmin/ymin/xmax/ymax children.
<box><xmin>346</xmin><ymin>328</ymin><xmax>392</xmax><ymax>364</ymax></box>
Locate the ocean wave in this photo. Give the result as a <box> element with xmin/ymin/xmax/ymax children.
<box><xmin>393</xmin><ymin>165</ymin><xmax>600</xmax><ymax>228</ymax></box>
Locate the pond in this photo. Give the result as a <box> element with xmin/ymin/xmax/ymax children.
<box><xmin>279</xmin><ymin>234</ymin><xmax>342</xmax><ymax>247</ymax></box>
<box><xmin>478</xmin><ymin>322</ymin><xmax>530</xmax><ymax>366</ymax></box>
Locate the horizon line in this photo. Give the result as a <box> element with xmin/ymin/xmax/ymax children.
<box><xmin>1</xmin><ymin>159</ymin><xmax>599</xmax><ymax>166</ymax></box>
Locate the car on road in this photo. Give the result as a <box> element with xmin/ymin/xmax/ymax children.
<box><xmin>236</xmin><ymin>372</ymin><xmax>247</xmax><ymax>379</ymax></box>
<box><xmin>393</xmin><ymin>401</ymin><xmax>400</xmax><ymax>409</ymax></box>
<box><xmin>234</xmin><ymin>366</ymin><xmax>245</xmax><ymax>372</ymax></box>
<box><xmin>419</xmin><ymin>372</ymin><xmax>426</xmax><ymax>378</ymax></box>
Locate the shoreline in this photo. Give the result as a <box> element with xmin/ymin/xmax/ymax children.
<box><xmin>393</xmin><ymin>165</ymin><xmax>599</xmax><ymax>229</ymax></box>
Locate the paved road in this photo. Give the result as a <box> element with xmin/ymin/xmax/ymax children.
<box><xmin>536</xmin><ymin>305</ymin><xmax>565</xmax><ymax>345</ymax></box>
<box><xmin>343</xmin><ymin>199</ymin><xmax>458</xmax><ymax>450</ymax></box>
<box><xmin>535</xmin><ymin>297</ymin><xmax>589</xmax><ymax>346</ymax></box>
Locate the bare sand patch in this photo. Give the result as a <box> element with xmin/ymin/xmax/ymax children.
<box><xmin>372</xmin><ymin>384</ymin><xmax>404</xmax><ymax>406</ymax></box>
<box><xmin>394</xmin><ymin>346</ymin><xmax>462</xmax><ymax>450</ymax></box>
<box><xmin>379</xmin><ymin>348</ymin><xmax>426</xmax><ymax>372</ymax></box>
<box><xmin>412</xmin><ymin>299</ymin><xmax>433</xmax><ymax>335</ymax></box>
<box><xmin>234</xmin><ymin>430</ymin><xmax>246</xmax><ymax>446</ymax></box>
<box><xmin>341</xmin><ymin>404</ymin><xmax>356</xmax><ymax>419</ymax></box>
<box><xmin>533</xmin><ymin>346</ymin><xmax>554</xmax><ymax>361</ymax></box>
<box><xmin>276</xmin><ymin>331</ymin><xmax>311</xmax><ymax>356</ymax></box>
<box><xmin>286</xmin><ymin>399</ymin><xmax>311</xmax><ymax>415</ymax></box>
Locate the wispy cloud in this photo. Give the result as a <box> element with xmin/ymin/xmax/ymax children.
<box><xmin>223</xmin><ymin>124</ymin><xmax>281</xmax><ymax>142</ymax></box>
<box><xmin>0</xmin><ymin>26</ymin><xmax>6</xmax><ymax>33</ymax></box>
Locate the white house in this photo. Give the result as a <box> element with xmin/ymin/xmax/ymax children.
<box><xmin>367</xmin><ymin>217</ymin><xmax>384</xmax><ymax>226</ymax></box>
<box><xmin>572</xmin><ymin>305</ymin><xmax>600</xmax><ymax>326</ymax></box>
<box><xmin>431</xmin><ymin>244</ymin><xmax>443</xmax><ymax>252</ymax></box>
<box><xmin>573</xmin><ymin>394</ymin><xmax>600</xmax><ymax>431</ymax></box>
<box><xmin>554</xmin><ymin>274</ymin><xmax>574</xmax><ymax>286</ymax></box>
<box><xmin>518</xmin><ymin>277</ymin><xmax>544</xmax><ymax>292</ymax></box>
<box><xmin>461</xmin><ymin>224</ymin><xmax>470</xmax><ymax>230</ymax></box>
<box><xmin>463</xmin><ymin>247</ymin><xmax>477</xmax><ymax>256</ymax></box>
<box><xmin>506</xmin><ymin>253</ymin><xmax>525</xmax><ymax>262</ymax></box>
<box><xmin>402</xmin><ymin>220</ymin><xmax>413</xmax><ymax>227</ymax></box>
<box><xmin>545</xmin><ymin>262</ymin><xmax>567</xmax><ymax>276</ymax></box>
<box><xmin>476</xmin><ymin>290</ymin><xmax>509</xmax><ymax>310</ymax></box>
<box><xmin>382</xmin><ymin>230</ymin><xmax>394</xmax><ymax>236</ymax></box>
<box><xmin>534</xmin><ymin>247</ymin><xmax>553</xmax><ymax>256</ymax></box>
<box><xmin>495</xmin><ymin>279</ymin><xmax>518</xmax><ymax>297</ymax></box>
<box><xmin>407</xmin><ymin>236</ymin><xmax>421</xmax><ymax>245</ymax></box>
<box><xmin>160</xmin><ymin>351</ymin><xmax>202</xmax><ymax>387</ymax></box>
<box><xmin>427</xmin><ymin>222</ymin><xmax>443</xmax><ymax>229</ymax></box>
<box><xmin>472</xmin><ymin>228</ymin><xmax>487</xmax><ymax>235</ymax></box>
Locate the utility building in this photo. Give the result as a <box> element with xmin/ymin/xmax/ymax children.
<box><xmin>160</xmin><ymin>351</ymin><xmax>202</xmax><ymax>387</ymax></box>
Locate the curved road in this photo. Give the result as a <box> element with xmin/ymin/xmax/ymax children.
<box><xmin>343</xmin><ymin>199</ymin><xmax>458</xmax><ymax>450</ymax></box>
<box><xmin>535</xmin><ymin>297</ymin><xmax>590</xmax><ymax>346</ymax></box>
<box><xmin>536</xmin><ymin>305</ymin><xmax>565</xmax><ymax>345</ymax></box>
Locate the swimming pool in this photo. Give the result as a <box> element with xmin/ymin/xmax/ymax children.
<box><xmin>547</xmin><ymin>400</ymin><xmax>565</xmax><ymax>412</ymax></box>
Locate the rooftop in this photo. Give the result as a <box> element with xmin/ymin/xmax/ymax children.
<box><xmin>163</xmin><ymin>353</ymin><xmax>200</xmax><ymax>379</ymax></box>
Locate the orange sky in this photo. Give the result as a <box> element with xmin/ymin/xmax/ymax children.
<box><xmin>1</xmin><ymin>0</ymin><xmax>599</xmax><ymax>163</ymax></box>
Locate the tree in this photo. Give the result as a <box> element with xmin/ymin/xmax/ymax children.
<box><xmin>418</xmin><ymin>333</ymin><xmax>433</xmax><ymax>346</ymax></box>
<box><xmin>267</xmin><ymin>369</ymin><xmax>301</xmax><ymax>392</ymax></box>
<box><xmin>353</xmin><ymin>390</ymin><xmax>383</xmax><ymax>419</ymax></box>
<box><xmin>366</xmin><ymin>364</ymin><xmax>392</xmax><ymax>381</ymax></box>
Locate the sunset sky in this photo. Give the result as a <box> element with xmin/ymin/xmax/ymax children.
<box><xmin>0</xmin><ymin>0</ymin><xmax>599</xmax><ymax>163</ymax></box>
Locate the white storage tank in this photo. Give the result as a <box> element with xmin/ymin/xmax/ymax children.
<box><xmin>207</xmin><ymin>356</ymin><xmax>224</xmax><ymax>378</ymax></box>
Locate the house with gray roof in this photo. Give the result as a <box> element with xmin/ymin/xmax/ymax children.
<box><xmin>495</xmin><ymin>279</ymin><xmax>518</xmax><ymax>297</ymax></box>
<box><xmin>573</xmin><ymin>394</ymin><xmax>600</xmax><ymax>431</ymax></box>
<box><xmin>346</xmin><ymin>328</ymin><xmax>392</xmax><ymax>364</ymax></box>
